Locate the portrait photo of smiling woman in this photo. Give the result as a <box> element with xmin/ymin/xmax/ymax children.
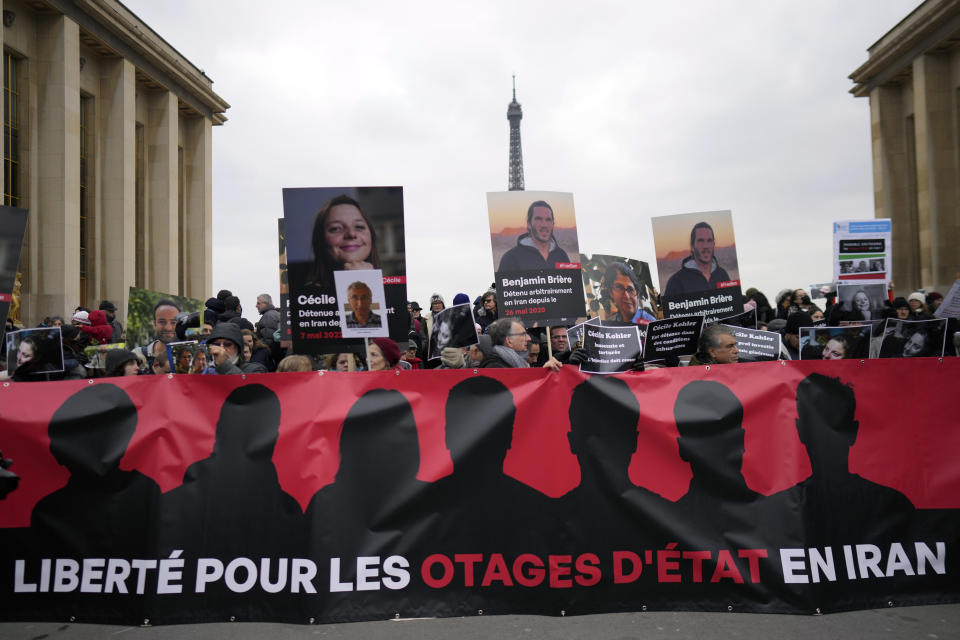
<box><xmin>283</xmin><ymin>186</ymin><xmax>407</xmax><ymax>354</ymax></box>
<box><xmin>307</xmin><ymin>195</ymin><xmax>382</xmax><ymax>289</ymax></box>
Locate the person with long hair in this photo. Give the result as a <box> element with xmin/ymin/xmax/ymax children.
<box><xmin>307</xmin><ymin>195</ymin><xmax>381</xmax><ymax>288</ymax></box>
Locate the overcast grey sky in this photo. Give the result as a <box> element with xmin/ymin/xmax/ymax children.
<box><xmin>124</xmin><ymin>0</ymin><xmax>919</xmax><ymax>315</ymax></box>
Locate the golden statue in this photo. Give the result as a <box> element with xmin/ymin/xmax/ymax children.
<box><xmin>8</xmin><ymin>271</ymin><xmax>22</xmax><ymax>326</ymax></box>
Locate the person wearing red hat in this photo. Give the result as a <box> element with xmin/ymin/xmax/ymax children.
<box><xmin>367</xmin><ymin>337</ymin><xmax>402</xmax><ymax>371</ymax></box>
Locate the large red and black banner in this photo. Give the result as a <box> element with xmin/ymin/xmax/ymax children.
<box><xmin>1</xmin><ymin>359</ymin><xmax>958</xmax><ymax>625</ymax></box>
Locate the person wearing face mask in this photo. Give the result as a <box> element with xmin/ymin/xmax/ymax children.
<box><xmin>787</xmin><ymin>289</ymin><xmax>816</xmax><ymax>315</ymax></box>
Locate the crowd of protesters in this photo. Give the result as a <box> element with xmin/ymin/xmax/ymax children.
<box><xmin>1</xmin><ymin>281</ymin><xmax>957</xmax><ymax>381</ymax></box>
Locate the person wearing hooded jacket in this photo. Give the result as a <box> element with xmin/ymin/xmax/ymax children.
<box><xmin>497</xmin><ymin>200</ymin><xmax>571</xmax><ymax>272</ymax></box>
<box><xmin>80</xmin><ymin>310</ymin><xmax>114</xmax><ymax>345</ymax></box>
<box><xmin>662</xmin><ymin>222</ymin><xmax>732</xmax><ymax>298</ymax></box>
<box><xmin>206</xmin><ymin>322</ymin><xmax>267</xmax><ymax>375</ymax></box>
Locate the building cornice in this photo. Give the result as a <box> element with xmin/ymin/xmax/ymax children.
<box><xmin>37</xmin><ymin>0</ymin><xmax>230</xmax><ymax>123</ymax></box>
<box><xmin>849</xmin><ymin>0</ymin><xmax>960</xmax><ymax>98</ymax></box>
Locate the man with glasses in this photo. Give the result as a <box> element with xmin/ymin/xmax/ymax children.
<box><xmin>344</xmin><ymin>281</ymin><xmax>381</xmax><ymax>329</ymax></box>
<box><xmin>480</xmin><ymin>318</ymin><xmax>562</xmax><ymax>371</ymax></box>
<box><xmin>206</xmin><ymin>323</ymin><xmax>267</xmax><ymax>375</ymax></box>
<box><xmin>601</xmin><ymin>262</ymin><xmax>655</xmax><ymax>325</ymax></box>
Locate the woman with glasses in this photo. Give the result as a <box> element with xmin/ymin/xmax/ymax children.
<box><xmin>601</xmin><ymin>262</ymin><xmax>656</xmax><ymax>325</ymax></box>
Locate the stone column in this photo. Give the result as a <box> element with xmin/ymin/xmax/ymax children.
<box><xmin>870</xmin><ymin>83</ymin><xmax>918</xmax><ymax>292</ymax></box>
<box><xmin>35</xmin><ymin>14</ymin><xmax>80</xmax><ymax>317</ymax></box>
<box><xmin>913</xmin><ymin>53</ymin><xmax>959</xmax><ymax>291</ymax></box>
<box><xmin>182</xmin><ymin>115</ymin><xmax>212</xmax><ymax>299</ymax></box>
<box><xmin>146</xmin><ymin>89</ymin><xmax>179</xmax><ymax>293</ymax></box>
<box><xmin>98</xmin><ymin>57</ymin><xmax>135</xmax><ymax>322</ymax></box>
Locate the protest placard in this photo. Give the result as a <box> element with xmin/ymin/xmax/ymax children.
<box><xmin>934</xmin><ymin>279</ymin><xmax>960</xmax><ymax>319</ymax></box>
<box><xmin>427</xmin><ymin>303</ymin><xmax>478</xmax><ymax>360</ymax></box>
<box><xmin>167</xmin><ymin>341</ymin><xmax>211</xmax><ymax>374</ymax></box>
<box><xmin>125</xmin><ymin>287</ymin><xmax>204</xmax><ymax>350</ymax></box>
<box><xmin>879</xmin><ymin>318</ymin><xmax>947</xmax><ymax>358</ymax></box>
<box><xmin>580</xmin><ymin>254</ymin><xmax>658</xmax><ymax>325</ymax></box>
<box><xmin>334</xmin><ymin>270</ymin><xmax>389</xmax><ymax>339</ymax></box>
<box><xmin>284</xmin><ymin>187</ymin><xmax>408</xmax><ymax>354</ymax></box>
<box><xmin>5</xmin><ymin>327</ymin><xmax>64</xmax><ymax>377</ymax></box>
<box><xmin>642</xmin><ymin>315</ymin><xmax>703</xmax><ymax>362</ymax></box>
<box><xmin>488</xmin><ymin>191</ymin><xmax>586</xmax><ymax>325</ymax></box>
<box><xmin>712</xmin><ymin>307</ymin><xmax>757</xmax><ymax>329</ymax></box>
<box><xmin>799</xmin><ymin>325</ymin><xmax>872</xmax><ymax>360</ymax></box>
<box><xmin>835</xmin><ymin>283</ymin><xmax>888</xmax><ymax>323</ymax></box>
<box><xmin>834</xmin><ymin>219</ymin><xmax>891</xmax><ymax>284</ymax></box>
<box><xmin>578</xmin><ymin>323</ymin><xmax>642</xmax><ymax>374</ymax></box>
<box><xmin>809</xmin><ymin>282</ymin><xmax>837</xmax><ymax>301</ymax></box>
<box><xmin>722</xmin><ymin>324</ymin><xmax>779</xmax><ymax>362</ymax></box>
<box><xmin>652</xmin><ymin>210</ymin><xmax>743</xmax><ymax>321</ymax></box>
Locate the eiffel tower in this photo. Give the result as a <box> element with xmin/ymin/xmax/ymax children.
<box><xmin>507</xmin><ymin>76</ymin><xmax>524</xmax><ymax>191</ymax></box>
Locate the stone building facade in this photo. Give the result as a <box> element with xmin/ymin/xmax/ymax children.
<box><xmin>2</xmin><ymin>0</ymin><xmax>228</xmax><ymax>324</ymax></box>
<box><xmin>850</xmin><ymin>0</ymin><xmax>960</xmax><ymax>293</ymax></box>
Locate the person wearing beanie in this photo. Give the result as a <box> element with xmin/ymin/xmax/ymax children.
<box><xmin>400</xmin><ymin>340</ymin><xmax>422</xmax><ymax>370</ymax></box>
<box><xmin>892</xmin><ymin>297</ymin><xmax>911</xmax><ymax>320</ymax></box>
<box><xmin>98</xmin><ymin>300</ymin><xmax>124</xmax><ymax>343</ymax></box>
<box><xmin>463</xmin><ymin>335</ymin><xmax>491</xmax><ymax>368</ymax></box>
<box><xmin>206</xmin><ymin>322</ymin><xmax>267</xmax><ymax>375</ymax></box>
<box><xmin>71</xmin><ymin>310</ymin><xmax>91</xmax><ymax>326</ymax></box>
<box><xmin>59</xmin><ymin>325</ymin><xmax>89</xmax><ymax>379</ymax></box>
<box><xmin>367</xmin><ymin>338</ymin><xmax>401</xmax><ymax>371</ymax></box>
<box><xmin>204</xmin><ymin>297</ymin><xmax>226</xmax><ymax>327</ymax></box>
<box><xmin>105</xmin><ymin>349</ymin><xmax>140</xmax><ymax>377</ymax></box>
<box><xmin>908</xmin><ymin>291</ymin><xmax>931</xmax><ymax>318</ymax></box>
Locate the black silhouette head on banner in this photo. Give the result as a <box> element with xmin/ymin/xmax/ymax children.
<box><xmin>445</xmin><ymin>376</ymin><xmax>515</xmax><ymax>474</ymax></box>
<box><xmin>795</xmin><ymin>373</ymin><xmax>858</xmax><ymax>461</ymax></box>
<box><xmin>768</xmin><ymin>373</ymin><xmax>914</xmax><ymax>551</ymax></box>
<box><xmin>674</xmin><ymin>380</ymin><xmax>753</xmax><ymax>499</ymax></box>
<box><xmin>48</xmin><ymin>383</ymin><xmax>138</xmax><ymax>477</ymax></box>
<box><xmin>212</xmin><ymin>384</ymin><xmax>282</xmax><ymax>461</ymax></box>
<box><xmin>336</xmin><ymin>388</ymin><xmax>420</xmax><ymax>489</ymax></box>
<box><xmin>33</xmin><ymin>383</ymin><xmax>161</xmax><ymax>557</ymax></box>
<box><xmin>568</xmin><ymin>376</ymin><xmax>639</xmax><ymax>486</ymax></box>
